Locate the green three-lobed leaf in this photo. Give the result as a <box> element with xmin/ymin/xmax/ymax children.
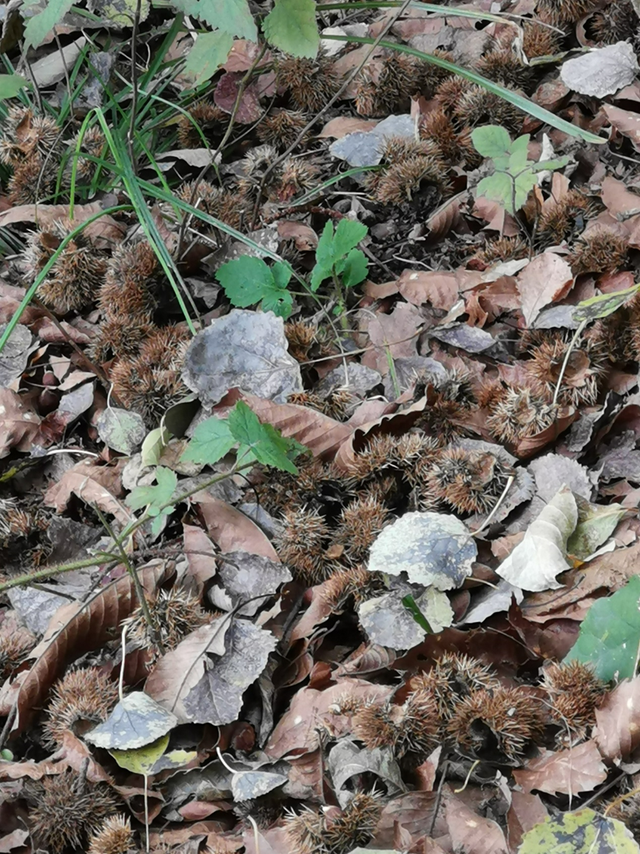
<box><xmin>216</xmin><ymin>256</ymin><xmax>293</xmax><ymax>319</ymax></box>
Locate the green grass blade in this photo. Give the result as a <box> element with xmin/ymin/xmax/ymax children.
<box><xmin>323</xmin><ymin>34</ymin><xmax>606</xmax><ymax>145</ymax></box>
<box><xmin>319</xmin><ymin>1</ymin><xmax>517</xmax><ymax>25</ymax></box>
<box><xmin>0</xmin><ymin>205</ymin><xmax>132</xmax><ymax>355</ymax></box>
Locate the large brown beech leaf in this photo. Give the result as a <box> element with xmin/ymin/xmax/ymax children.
<box><xmin>10</xmin><ymin>561</ymin><xmax>172</xmax><ymax>735</ymax></box>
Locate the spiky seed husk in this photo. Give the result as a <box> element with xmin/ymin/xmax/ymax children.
<box><xmin>87</xmin><ymin>815</ymin><xmax>133</xmax><ymax>854</ymax></box>
<box><xmin>536</xmin><ymin>189</ymin><xmax>598</xmax><ymax>248</ymax></box>
<box><xmin>332</xmin><ymin>495</ymin><xmax>389</xmax><ymax>562</ymax></box>
<box><xmin>270</xmin><ymin>157</ymin><xmax>318</xmax><ymax>203</ymax></box>
<box><xmin>285</xmin><ymin>807</ymin><xmax>327</xmax><ymax>854</ymax></box>
<box><xmin>448</xmin><ymin>687</ymin><xmax>545</xmax><ymax>761</ymax></box>
<box><xmin>569</xmin><ymin>229</ymin><xmax>629</xmax><ymax>274</ymax></box>
<box><xmin>234</xmin><ymin>797</ymin><xmax>284</xmax><ymax>828</ymax></box>
<box><xmin>90</xmin><ymin>316</ymin><xmax>156</xmax><ymax>363</ymax></box>
<box><xmin>276</xmin><ymin>507</ymin><xmax>331</xmax><ymax>584</ymax></box>
<box><xmin>23</xmin><ymin>222</ymin><xmax>108</xmax><ymax>314</ymax></box>
<box><xmin>423</xmin><ymin>447</ymin><xmax>514</xmax><ymax>515</ymax></box>
<box><xmin>355</xmin><ymin>53</ymin><xmax>424</xmax><ymax>116</ymax></box>
<box><xmin>124</xmin><ymin>587</ymin><xmax>210</xmax><ymax>659</ymax></box>
<box><xmin>486</xmin><ymin>387</ymin><xmax>557</xmax><ymax>444</ymax></box>
<box><xmin>591</xmin><ymin>0</ymin><xmax>638</xmax><ymax>44</ymax></box>
<box><xmin>176</xmin><ymin>180</ymin><xmax>247</xmax><ymax>231</ymax></box>
<box><xmin>177</xmin><ymin>100</ymin><xmax>226</xmax><ymax>148</ymax></box>
<box><xmin>29</xmin><ymin>771</ymin><xmax>120</xmax><ymax>854</ymax></box>
<box><xmin>285</xmin><ymin>320</ymin><xmax>316</xmax><ymax>362</ymax></box>
<box><xmin>98</xmin><ymin>240</ymin><xmax>159</xmax><ymax>323</ymax></box>
<box><xmin>524</xmin><ymin>331</ymin><xmax>608</xmax><ymax>407</ymax></box>
<box><xmin>411</xmin><ymin>653</ymin><xmax>500</xmax><ymax>721</ymax></box>
<box><xmin>0</xmin><ymin>624</ymin><xmax>35</xmax><ymax>677</ymax></box>
<box><xmin>8</xmin><ymin>154</ymin><xmax>55</xmax><ymax>205</ymax></box>
<box><xmin>324</xmin><ymin>793</ymin><xmax>381</xmax><ymax>852</ymax></box>
<box><xmin>605</xmin><ymin>791</ymin><xmax>640</xmax><ymax>842</ymax></box>
<box><xmin>436</xmin><ymin>77</ymin><xmax>473</xmax><ymax>113</ymax></box>
<box><xmin>277</xmin><ymin>56</ymin><xmax>341</xmax><ymax>112</ymax></box>
<box><xmin>452</xmin><ymin>84</ymin><xmax>523</xmax><ymax>133</ymax></box>
<box><xmin>353</xmin><ymin>692</ymin><xmax>439</xmax><ymax>758</ymax></box>
<box><xmin>541</xmin><ymin>661</ymin><xmax>607</xmax><ymax>742</ymax></box>
<box><xmin>66</xmin><ymin>126</ymin><xmax>106</xmax><ymax>186</ymax></box>
<box><xmin>320</xmin><ymin>565</ymin><xmax>385</xmax><ymax>610</ymax></box>
<box><xmin>258</xmin><ymin>109</ymin><xmax>308</xmax><ymax>149</ymax></box>
<box><xmin>470</xmin><ymin>236</ymin><xmax>529</xmax><ymax>268</ymax></box>
<box><xmin>44</xmin><ymin>667</ymin><xmax>119</xmax><ymax>747</ymax></box>
<box><xmin>475</xmin><ymin>43</ymin><xmax>533</xmax><ymax>90</ymax></box>
<box><xmin>537</xmin><ymin>0</ymin><xmax>600</xmax><ymax>25</ymax></box>
<box><xmin>522</xmin><ymin>19</ymin><xmax>563</xmax><ymax>57</ymax></box>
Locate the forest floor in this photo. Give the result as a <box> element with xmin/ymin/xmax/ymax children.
<box><xmin>3</xmin><ymin>0</ymin><xmax>640</xmax><ymax>853</ymax></box>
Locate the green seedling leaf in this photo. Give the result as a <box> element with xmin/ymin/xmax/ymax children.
<box><xmin>86</xmin><ymin>692</ymin><xmax>178</xmax><ymax>750</ymax></box>
<box><xmin>311</xmin><ymin>220</ymin><xmax>337</xmax><ymax>289</ymax></box>
<box><xmin>519</xmin><ymin>808</ymin><xmax>639</xmax><ymax>854</ymax></box>
<box><xmin>181</xmin><ymin>416</ymin><xmax>236</xmax><ymax>465</ymax></box>
<box><xmin>183</xmin><ymin>30</ymin><xmax>234</xmax><ymax>86</ymax></box>
<box><xmin>126</xmin><ymin>466</ymin><xmax>177</xmax><ymax>515</ymax></box>
<box><xmin>23</xmin><ymin>0</ymin><xmax>74</xmax><ymax>50</ymax></box>
<box><xmin>565</xmin><ymin>575</ymin><xmax>640</xmax><ymax>682</ymax></box>
<box><xmin>263</xmin><ymin>0</ymin><xmax>319</xmax><ymax>58</ymax></box>
<box><xmin>229</xmin><ymin>401</ymin><xmax>302</xmax><ymax>473</ymax></box>
<box><xmin>573</xmin><ymin>283</ymin><xmax>640</xmax><ymax>322</ymax></box>
<box><xmin>532</xmin><ymin>156</ymin><xmax>570</xmax><ymax>173</ymax></box>
<box><xmin>111</xmin><ymin>733</ymin><xmax>170</xmax><ymax>776</ymax></box>
<box><xmin>332</xmin><ymin>218</ymin><xmax>368</xmax><ymax>259</ymax></box>
<box><xmin>471</xmin><ymin>124</ymin><xmax>513</xmax><ymax>162</ymax></box>
<box><xmin>338</xmin><ymin>248</ymin><xmax>368</xmax><ymax>289</ymax></box>
<box><xmin>0</xmin><ymin>74</ymin><xmax>29</xmax><ymax>100</ymax></box>
<box><xmin>507</xmin><ymin>133</ymin><xmax>531</xmax><ymax>171</ymax></box>
<box><xmin>477</xmin><ymin>171</ymin><xmax>516</xmax><ymax>213</ymax></box>
<box><xmin>513</xmin><ymin>169</ymin><xmax>539</xmax><ymax>211</ymax></box>
<box><xmin>170</xmin><ymin>0</ymin><xmax>257</xmax><ymax>39</ymax></box>
<box><xmin>402</xmin><ymin>594</ymin><xmax>433</xmax><ymax>634</ymax></box>
<box><xmin>216</xmin><ymin>256</ymin><xmax>293</xmax><ymax>318</ymax></box>
<box><xmin>310</xmin><ymin>219</ymin><xmax>369</xmax><ymax>290</ymax></box>
<box><xmin>567</xmin><ymin>501</ymin><xmax>626</xmax><ymax>561</ymax></box>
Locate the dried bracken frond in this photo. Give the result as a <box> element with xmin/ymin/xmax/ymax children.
<box><xmin>536</xmin><ymin>189</ymin><xmax>598</xmax><ymax>247</ymax></box>
<box><xmin>124</xmin><ymin>587</ymin><xmax>210</xmax><ymax>659</ymax></box>
<box><xmin>23</xmin><ymin>222</ymin><xmax>108</xmax><ymax>314</ymax></box>
<box><xmin>320</xmin><ymin>565</ymin><xmax>386</xmax><ymax>610</ymax></box>
<box><xmin>486</xmin><ymin>386</ymin><xmax>557</xmax><ymax>444</ymax></box>
<box><xmin>276</xmin><ymin>507</ymin><xmax>331</xmax><ymax>584</ymax></box>
<box><xmin>277</xmin><ymin>55</ymin><xmax>342</xmax><ymax>112</ymax></box>
<box><xmin>110</xmin><ymin>325</ymin><xmax>189</xmax><ymax>426</ymax></box>
<box><xmin>44</xmin><ymin>668</ymin><xmax>119</xmax><ymax>747</ymax></box>
<box><xmin>524</xmin><ymin>331</ymin><xmax>608</xmax><ymax>407</ymax></box>
<box><xmin>87</xmin><ymin>815</ymin><xmax>133</xmax><ymax>854</ymax></box>
<box><xmin>29</xmin><ymin>771</ymin><xmax>120</xmax><ymax>854</ymax></box>
<box><xmin>353</xmin><ymin>691</ymin><xmax>440</xmax><ymax>759</ymax></box>
<box><xmin>258</xmin><ymin>109</ymin><xmax>308</xmax><ymax>149</ymax></box>
<box><xmin>411</xmin><ymin>653</ymin><xmax>500</xmax><ymax>721</ymax></box>
<box><xmin>448</xmin><ymin>687</ymin><xmax>545</xmax><ymax>761</ymax></box>
<box><xmin>332</xmin><ymin>495</ymin><xmax>390</xmax><ymax>563</ymax></box>
<box><xmin>522</xmin><ymin>19</ymin><xmax>563</xmax><ymax>57</ymax></box>
<box><xmin>541</xmin><ymin>661</ymin><xmax>607</xmax><ymax>743</ymax></box>
<box><xmin>569</xmin><ymin>229</ymin><xmax>629</xmax><ymax>274</ymax></box>
<box><xmin>591</xmin><ymin>0</ymin><xmax>638</xmax><ymax>44</ymax></box>
<box><xmin>453</xmin><ymin>83</ymin><xmax>523</xmax><ymax>133</ymax></box>
<box><xmin>177</xmin><ymin>100</ymin><xmax>226</xmax><ymax>148</ymax></box>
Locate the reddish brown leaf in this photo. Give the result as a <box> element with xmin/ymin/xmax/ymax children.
<box><xmin>44</xmin><ymin>458</ymin><xmax>128</xmax><ymax>525</ymax></box>
<box><xmin>318</xmin><ymin>116</ymin><xmax>378</xmax><ymax>138</ymax></box>
<box><xmin>516</xmin><ymin>252</ymin><xmax>574</xmax><ymax>326</ymax></box>
<box><xmin>512</xmin><ymin>741</ymin><xmax>607</xmax><ymax>795</ymax></box>
<box><xmin>507</xmin><ymin>791</ymin><xmax>549</xmax><ymax>853</ymax></box>
<box><xmin>11</xmin><ymin>561</ymin><xmax>171</xmax><ymax>734</ymax></box>
<box><xmin>0</xmin><ymin>203</ymin><xmax>125</xmax><ymax>246</ymax></box>
<box><xmin>215</xmin><ymin>72</ymin><xmax>262</xmax><ymax>122</ymax></box>
<box><xmin>594</xmin><ymin>676</ymin><xmax>640</xmax><ymax>762</ymax></box>
<box><xmin>513</xmin><ymin>407</ymin><xmax>577</xmax><ymax>458</ymax></box>
<box><xmin>182</xmin><ymin>524</ymin><xmax>217</xmax><ymax>593</ymax></box>
<box><xmin>361</xmin><ymin>301</ymin><xmax>423</xmax><ymax>374</ymax></box>
<box><xmin>426</xmin><ymin>195</ymin><xmax>465</xmax><ymax>240</ymax></box>
<box><xmin>445</xmin><ymin>792</ymin><xmax>508</xmax><ymax>854</ymax></box>
<box><xmin>0</xmin><ymin>388</ymin><xmax>41</xmax><ymax>458</ymax></box>
<box><xmin>397</xmin><ymin>270</ymin><xmax>460</xmax><ymax>310</ymax></box>
<box><xmin>603</xmin><ymin>103</ymin><xmax>640</xmax><ymax>149</ymax></box>
<box><xmin>195</xmin><ymin>492</ymin><xmax>278</xmax><ymax>559</ymax></box>
<box><xmin>276</xmin><ymin>221</ymin><xmax>318</xmax><ymax>251</ymax></box>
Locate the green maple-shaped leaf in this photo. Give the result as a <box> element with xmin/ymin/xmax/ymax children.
<box><xmin>170</xmin><ymin>0</ymin><xmax>257</xmax><ymax>39</ymax></box>
<box><xmin>181</xmin><ymin>416</ymin><xmax>236</xmax><ymax>465</ymax></box>
<box><xmin>228</xmin><ymin>401</ymin><xmax>304</xmax><ymax>473</ymax></box>
<box><xmin>216</xmin><ymin>256</ymin><xmax>293</xmax><ymax>318</ymax></box>
<box><xmin>126</xmin><ymin>467</ymin><xmax>177</xmax><ymax>515</ymax></box>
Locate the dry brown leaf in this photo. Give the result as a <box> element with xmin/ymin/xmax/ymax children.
<box><xmin>182</xmin><ymin>524</ymin><xmax>217</xmax><ymax>592</ymax></box>
<box><xmin>445</xmin><ymin>792</ymin><xmax>508</xmax><ymax>854</ymax></box>
<box><xmin>195</xmin><ymin>492</ymin><xmax>278</xmax><ymax>560</ymax></box>
<box><xmin>11</xmin><ymin>561</ymin><xmax>171</xmax><ymax>734</ymax></box>
<box><xmin>594</xmin><ymin>676</ymin><xmax>640</xmax><ymax>762</ymax></box>
<box><xmin>44</xmin><ymin>458</ymin><xmax>129</xmax><ymax>526</ymax></box>
<box><xmin>145</xmin><ymin>618</ymin><xmax>230</xmax><ymax>723</ymax></box>
<box><xmin>513</xmin><ymin>407</ymin><xmax>577</xmax><ymax>458</ymax></box>
<box><xmin>0</xmin><ymin>203</ymin><xmax>125</xmax><ymax>246</ymax></box>
<box><xmin>603</xmin><ymin>103</ymin><xmax>640</xmax><ymax>148</ymax></box>
<box><xmin>512</xmin><ymin>741</ymin><xmax>607</xmax><ymax>795</ymax></box>
<box><xmin>0</xmin><ymin>388</ymin><xmax>41</xmax><ymax>458</ymax></box>
<box><xmin>361</xmin><ymin>301</ymin><xmax>423</xmax><ymax>374</ymax></box>
<box><xmin>507</xmin><ymin>791</ymin><xmax>549</xmax><ymax>852</ymax></box>
<box><xmin>265</xmin><ymin>678</ymin><xmax>393</xmax><ymax>758</ymax></box>
<box><xmin>317</xmin><ymin>116</ymin><xmax>378</xmax><ymax>138</ymax></box>
<box><xmin>276</xmin><ymin>221</ymin><xmax>318</xmax><ymax>251</ymax></box>
<box><xmin>241</xmin><ymin>392</ymin><xmax>353</xmax><ymax>460</ymax></box>
<box><xmin>516</xmin><ymin>252</ymin><xmax>574</xmax><ymax>327</ymax></box>
<box><xmin>397</xmin><ymin>270</ymin><xmax>459</xmax><ymax>310</ymax></box>
<box><xmin>601</xmin><ymin>176</ymin><xmax>640</xmax><ymax>248</ymax></box>
<box><xmin>426</xmin><ymin>194</ymin><xmax>465</xmax><ymax>240</ymax></box>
